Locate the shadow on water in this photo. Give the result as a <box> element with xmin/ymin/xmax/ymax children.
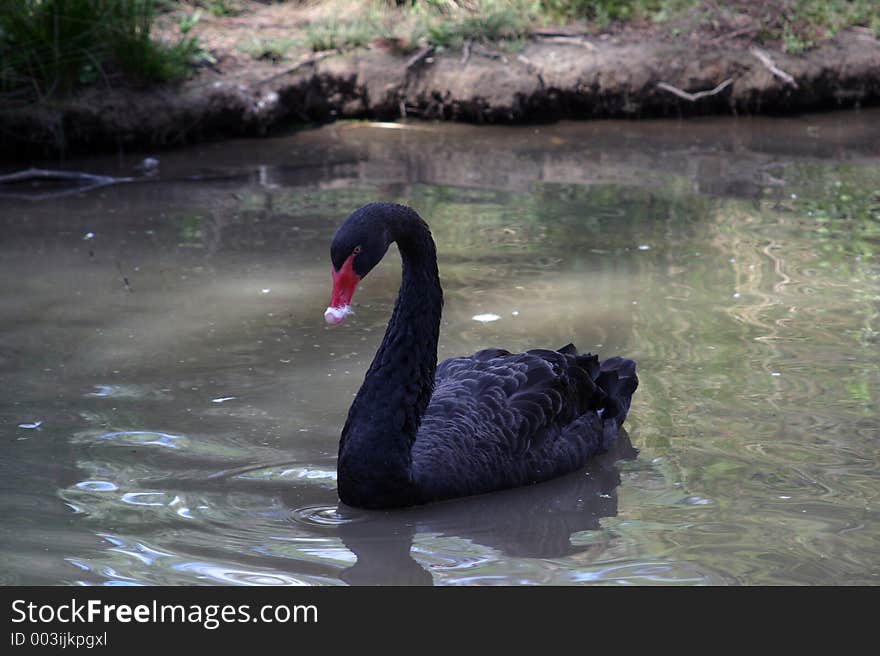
<box><xmin>293</xmin><ymin>431</ymin><xmax>638</xmax><ymax>586</ymax></box>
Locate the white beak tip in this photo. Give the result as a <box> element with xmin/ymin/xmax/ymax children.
<box><xmin>324</xmin><ymin>306</ymin><xmax>350</xmax><ymax>325</ymax></box>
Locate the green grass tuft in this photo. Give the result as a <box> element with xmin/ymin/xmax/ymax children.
<box><xmin>0</xmin><ymin>0</ymin><xmax>200</xmax><ymax>102</ymax></box>
<box><xmin>306</xmin><ymin>19</ymin><xmax>382</xmax><ymax>52</ymax></box>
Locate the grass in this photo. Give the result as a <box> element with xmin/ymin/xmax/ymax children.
<box><xmin>297</xmin><ymin>0</ymin><xmax>878</xmax><ymax>55</ymax></box>
<box><xmin>0</xmin><ymin>0</ymin><xmax>200</xmax><ymax>102</ymax></box>
<box><xmin>540</xmin><ymin>0</ymin><xmax>678</xmax><ymax>25</ymax></box>
<box><xmin>774</xmin><ymin>0</ymin><xmax>880</xmax><ymax>53</ymax></box>
<box><xmin>306</xmin><ymin>19</ymin><xmax>382</xmax><ymax>52</ymax></box>
<box><xmin>301</xmin><ymin>0</ymin><xmax>537</xmax><ymax>53</ymax></box>
<box><xmin>200</xmin><ymin>0</ymin><xmax>241</xmax><ymax>17</ymax></box>
<box><xmin>237</xmin><ymin>36</ymin><xmax>300</xmax><ymax>62</ymax></box>
<box><xmin>417</xmin><ymin>0</ymin><xmax>536</xmax><ymax>47</ymax></box>
<box><xmin>541</xmin><ymin>0</ymin><xmax>880</xmax><ymax>45</ymax></box>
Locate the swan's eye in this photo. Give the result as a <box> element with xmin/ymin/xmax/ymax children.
<box><xmin>352</xmin><ymin>245</ymin><xmax>362</xmax><ymax>255</ymax></box>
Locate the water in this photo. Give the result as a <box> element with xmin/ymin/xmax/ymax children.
<box><xmin>1</xmin><ymin>113</ymin><xmax>878</xmax><ymax>585</ymax></box>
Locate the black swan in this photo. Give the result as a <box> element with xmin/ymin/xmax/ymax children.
<box><xmin>324</xmin><ymin>202</ymin><xmax>638</xmax><ymax>509</ymax></box>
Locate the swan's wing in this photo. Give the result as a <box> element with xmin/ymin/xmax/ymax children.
<box><xmin>413</xmin><ymin>345</ymin><xmax>637</xmax><ymax>502</ymax></box>
<box><xmin>425</xmin><ymin>345</ymin><xmax>606</xmax><ymax>456</ymax></box>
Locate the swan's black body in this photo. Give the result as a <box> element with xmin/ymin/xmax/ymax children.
<box><xmin>329</xmin><ymin>203</ymin><xmax>638</xmax><ymax>509</ymax></box>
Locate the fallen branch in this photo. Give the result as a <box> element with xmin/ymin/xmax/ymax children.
<box><xmin>405</xmin><ymin>45</ymin><xmax>435</xmax><ymax>72</ymax></box>
<box><xmin>516</xmin><ymin>53</ymin><xmax>537</xmax><ymax>71</ymax></box>
<box><xmin>461</xmin><ymin>40</ymin><xmax>472</xmax><ymax>65</ymax></box>
<box><xmin>535</xmin><ymin>35</ymin><xmax>596</xmax><ymax>51</ymax></box>
<box><xmin>400</xmin><ymin>45</ymin><xmax>436</xmax><ymax>119</ymax></box>
<box><xmin>705</xmin><ymin>25</ymin><xmax>758</xmax><ymax>46</ymax></box>
<box><xmin>470</xmin><ymin>43</ymin><xmax>508</xmax><ymax>63</ymax></box>
<box><xmin>0</xmin><ymin>168</ymin><xmax>117</xmax><ymax>185</ymax></box>
<box><xmin>851</xmin><ymin>25</ymin><xmax>878</xmax><ymax>38</ymax></box>
<box><xmin>516</xmin><ymin>54</ymin><xmax>545</xmax><ymax>88</ymax></box>
<box><xmin>656</xmin><ymin>78</ymin><xmax>734</xmax><ymax>101</ymax></box>
<box><xmin>258</xmin><ymin>50</ymin><xmax>335</xmax><ymax>86</ymax></box>
<box><xmin>750</xmin><ymin>47</ymin><xmax>798</xmax><ymax>88</ymax></box>
<box><xmin>0</xmin><ymin>168</ymin><xmax>133</xmax><ymax>201</ymax></box>
<box><xmin>532</xmin><ymin>28</ymin><xmax>588</xmax><ymax>38</ymax></box>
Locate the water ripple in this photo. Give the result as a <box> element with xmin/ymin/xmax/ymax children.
<box><xmin>97</xmin><ymin>431</ymin><xmax>183</xmax><ymax>449</ymax></box>
<box><xmin>569</xmin><ymin>561</ymin><xmax>715</xmax><ymax>585</ymax></box>
<box><xmin>120</xmin><ymin>492</ymin><xmax>176</xmax><ymax>507</ymax></box>
<box><xmin>290</xmin><ymin>505</ymin><xmax>363</xmax><ymax>527</ymax></box>
<box><xmin>75</xmin><ymin>481</ymin><xmax>118</xmax><ymax>492</ymax></box>
<box><xmin>172</xmin><ymin>562</ymin><xmax>310</xmax><ymax>586</ymax></box>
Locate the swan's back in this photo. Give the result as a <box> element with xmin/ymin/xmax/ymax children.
<box><xmin>412</xmin><ymin>344</ymin><xmax>638</xmax><ymax>504</ymax></box>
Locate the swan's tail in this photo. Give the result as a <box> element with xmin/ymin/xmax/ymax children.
<box><xmin>557</xmin><ymin>343</ymin><xmax>638</xmax><ymax>430</ymax></box>
<box><xmin>596</xmin><ymin>356</ymin><xmax>638</xmax><ymax>426</ymax></box>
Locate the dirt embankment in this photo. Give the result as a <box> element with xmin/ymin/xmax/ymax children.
<box><xmin>4</xmin><ymin>24</ymin><xmax>880</xmax><ymax>159</ymax></box>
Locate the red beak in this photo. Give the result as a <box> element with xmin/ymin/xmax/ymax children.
<box><xmin>325</xmin><ymin>253</ymin><xmax>360</xmax><ymax>325</ymax></box>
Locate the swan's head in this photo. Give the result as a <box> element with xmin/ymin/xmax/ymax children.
<box><xmin>325</xmin><ymin>203</ymin><xmax>394</xmax><ymax>325</ymax></box>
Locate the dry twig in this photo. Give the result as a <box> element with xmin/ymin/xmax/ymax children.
<box><xmin>656</xmin><ymin>78</ymin><xmax>734</xmax><ymax>101</ymax></box>
<box><xmin>750</xmin><ymin>47</ymin><xmax>798</xmax><ymax>88</ymax></box>
<box><xmin>532</xmin><ymin>28</ymin><xmax>587</xmax><ymax>38</ymax></box>
<box><xmin>258</xmin><ymin>50</ymin><xmax>335</xmax><ymax>86</ymax></box>
<box><xmin>516</xmin><ymin>54</ymin><xmax>537</xmax><ymax>71</ymax></box>
<box><xmin>535</xmin><ymin>35</ymin><xmax>596</xmax><ymax>51</ymax></box>
<box><xmin>405</xmin><ymin>45</ymin><xmax>435</xmax><ymax>71</ymax></box>
<box><xmin>0</xmin><ymin>168</ymin><xmax>132</xmax><ymax>201</ymax></box>
<box><xmin>470</xmin><ymin>43</ymin><xmax>507</xmax><ymax>63</ymax></box>
<box><xmin>705</xmin><ymin>25</ymin><xmax>758</xmax><ymax>45</ymax></box>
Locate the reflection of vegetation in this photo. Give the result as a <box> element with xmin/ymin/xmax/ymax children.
<box><xmin>235</xmin><ymin>187</ymin><xmax>378</xmax><ymax>223</ymax></box>
<box><xmin>176</xmin><ymin>213</ymin><xmax>205</xmax><ymax>246</ymax></box>
<box><xmin>784</xmin><ymin>163</ymin><xmax>880</xmax><ymax>254</ymax></box>
<box><xmin>785</xmin><ymin>164</ymin><xmax>880</xmax><ymax>358</ymax></box>
<box><xmin>401</xmin><ymin>181</ymin><xmax>712</xmax><ymax>261</ymax></box>
<box><xmin>625</xmin><ymin>159</ymin><xmax>879</xmax><ymax>575</ymax></box>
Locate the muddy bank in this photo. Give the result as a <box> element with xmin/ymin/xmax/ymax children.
<box><xmin>4</xmin><ymin>27</ymin><xmax>880</xmax><ymax>159</ymax></box>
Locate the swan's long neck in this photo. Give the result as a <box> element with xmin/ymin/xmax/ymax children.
<box><xmin>337</xmin><ymin>217</ymin><xmax>442</xmax><ymax>508</ymax></box>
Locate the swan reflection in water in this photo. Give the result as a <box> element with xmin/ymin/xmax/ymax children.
<box><xmin>283</xmin><ymin>430</ymin><xmax>637</xmax><ymax>585</ymax></box>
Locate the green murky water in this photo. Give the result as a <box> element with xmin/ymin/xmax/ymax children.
<box><xmin>1</xmin><ymin>113</ymin><xmax>878</xmax><ymax>585</ymax></box>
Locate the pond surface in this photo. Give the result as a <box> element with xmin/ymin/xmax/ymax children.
<box><xmin>1</xmin><ymin>112</ymin><xmax>878</xmax><ymax>585</ymax></box>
